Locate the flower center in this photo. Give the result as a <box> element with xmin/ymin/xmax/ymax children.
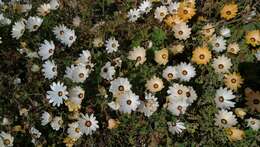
<box><xmin>182</xmin><ymin>70</ymin><xmax>188</xmax><ymax>75</ymax></box>
<box><xmin>167</xmin><ymin>73</ymin><xmax>173</xmax><ymax>79</ymax></box>
<box><xmin>230</xmin><ymin>48</ymin><xmax>234</xmax><ymax>52</ymax></box>
<box><xmin>218</xmin><ymin>64</ymin><xmax>224</xmax><ymax>69</ymax></box>
<box><xmin>49</xmin><ymin>49</ymin><xmax>53</xmax><ymax>53</ymax></box>
<box><xmin>58</xmin><ymin>91</ymin><xmax>63</xmax><ymax>96</ymax></box>
<box><xmin>177</xmin><ymin>105</ymin><xmax>182</xmax><ymax>111</ymax></box>
<box><xmin>227</xmin><ymin>129</ymin><xmax>233</xmax><ymax>135</ymax></box>
<box><xmin>219</xmin><ymin>96</ymin><xmax>224</xmax><ymax>102</ymax></box>
<box><xmin>75</xmin><ymin>128</ymin><xmax>80</xmax><ymax>133</ymax></box>
<box><xmin>85</xmin><ymin>120</ymin><xmax>92</xmax><ymax>127</ymax></box>
<box><xmin>215</xmin><ymin>43</ymin><xmax>220</xmax><ymax>47</ymax></box>
<box><xmin>199</xmin><ymin>54</ymin><xmax>205</xmax><ymax>59</ymax></box>
<box><xmin>250</xmin><ymin>120</ymin><xmax>256</xmax><ymax>125</ymax></box>
<box><xmin>206</xmin><ymin>29</ymin><xmax>210</xmax><ymax>33</ymax></box>
<box><xmin>183</xmin><ymin>10</ymin><xmax>188</xmax><ymax>14</ymax></box>
<box><xmin>136</xmin><ymin>56</ymin><xmax>142</xmax><ymax>61</ymax></box>
<box><xmin>78</xmin><ymin>93</ymin><xmax>84</xmax><ymax>99</ymax></box>
<box><xmin>160</xmin><ymin>12</ymin><xmax>165</xmax><ymax>16</ymax></box>
<box><xmin>253</xmin><ymin>99</ymin><xmax>260</xmax><ymax>104</ymax></box>
<box><xmin>52</xmin><ymin>67</ymin><xmax>56</xmax><ymax>72</ymax></box>
<box><xmin>3</xmin><ymin>139</ymin><xmax>10</xmax><ymax>145</ymax></box>
<box><xmin>118</xmin><ymin>85</ymin><xmax>124</xmax><ymax>91</ymax></box>
<box><xmin>33</xmin><ymin>25</ymin><xmax>39</xmax><ymax>30</ymax></box>
<box><xmin>177</xmin><ymin>89</ymin><xmax>183</xmax><ymax>95</ymax></box>
<box><xmin>79</xmin><ymin>73</ymin><xmax>84</xmax><ymax>78</ymax></box>
<box><xmin>178</xmin><ymin>31</ymin><xmax>183</xmax><ymax>35</ymax></box>
<box><xmin>153</xmin><ymin>83</ymin><xmax>159</xmax><ymax>89</ymax></box>
<box><xmin>103</xmin><ymin>68</ymin><xmax>108</xmax><ymax>72</ymax></box>
<box><xmin>58</xmin><ymin>120</ymin><xmax>63</xmax><ymax>125</ymax></box>
<box><xmin>250</xmin><ymin>37</ymin><xmax>256</xmax><ymax>42</ymax></box>
<box><xmin>69</xmin><ymin>36</ymin><xmax>73</xmax><ymax>40</ymax></box>
<box><xmin>231</xmin><ymin>78</ymin><xmax>236</xmax><ymax>83</ymax></box>
<box><xmin>60</xmin><ymin>30</ymin><xmax>64</xmax><ymax>35</ymax></box>
<box><xmin>186</xmin><ymin>92</ymin><xmax>191</xmax><ymax>97</ymax></box>
<box><xmin>226</xmin><ymin>11</ymin><xmax>231</xmax><ymax>15</ymax></box>
<box><xmin>112</xmin><ymin>43</ymin><xmax>116</xmax><ymax>48</ymax></box>
<box><xmin>162</xmin><ymin>54</ymin><xmax>167</xmax><ymax>59</ymax></box>
<box><xmin>127</xmin><ymin>100</ymin><xmax>132</xmax><ymax>105</ymax></box>
<box><xmin>221</xmin><ymin>119</ymin><xmax>227</xmax><ymax>124</ymax></box>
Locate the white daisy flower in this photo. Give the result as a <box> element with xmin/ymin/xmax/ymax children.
<box><xmin>68</xmin><ymin>86</ymin><xmax>85</xmax><ymax>104</ymax></box>
<box><xmin>162</xmin><ymin>66</ymin><xmax>178</xmax><ymax>81</ymax></box>
<box><xmin>105</xmin><ymin>37</ymin><xmax>119</xmax><ymax>53</ymax></box>
<box><xmin>46</xmin><ymin>81</ymin><xmax>68</xmax><ymax>107</ymax></box>
<box><xmin>37</xmin><ymin>3</ymin><xmax>51</xmax><ymax>16</ymax></box>
<box><xmin>173</xmin><ymin>23</ymin><xmax>191</xmax><ymax>40</ymax></box>
<box><xmin>145</xmin><ymin>76</ymin><xmax>164</xmax><ymax>93</ymax></box>
<box><xmin>0</xmin><ymin>14</ymin><xmax>11</xmax><ymax>25</ymax></box>
<box><xmin>53</xmin><ymin>24</ymin><xmax>67</xmax><ymax>39</ymax></box>
<box><xmin>167</xmin><ymin>83</ymin><xmax>189</xmax><ymax>100</ymax></box>
<box><xmin>38</xmin><ymin>40</ymin><xmax>55</xmax><ymax>60</ymax></box>
<box><xmin>119</xmin><ymin>91</ymin><xmax>140</xmax><ymax>114</ymax></box>
<box><xmin>108</xmin><ymin>101</ymin><xmax>120</xmax><ymax>110</ymax></box>
<box><xmin>214</xmin><ymin>87</ymin><xmax>235</xmax><ymax>109</ymax></box>
<box><xmin>67</xmin><ymin>122</ymin><xmax>83</xmax><ymax>140</ymax></box>
<box><xmin>161</xmin><ymin>0</ymin><xmax>172</xmax><ymax>5</ymax></box>
<box><xmin>166</xmin><ymin>98</ymin><xmax>188</xmax><ymax>116</ymax></box>
<box><xmin>128</xmin><ymin>8</ymin><xmax>140</xmax><ymax>22</ymax></box>
<box><xmin>227</xmin><ymin>42</ymin><xmax>240</xmax><ymax>54</ymax></box>
<box><xmin>100</xmin><ymin>62</ymin><xmax>116</xmax><ymax>81</ymax></box>
<box><xmin>20</xmin><ymin>4</ymin><xmax>32</xmax><ymax>13</ymax></box>
<box><xmin>109</xmin><ymin>77</ymin><xmax>132</xmax><ymax>98</ymax></box>
<box><xmin>139</xmin><ymin>0</ymin><xmax>152</xmax><ymax>14</ymax></box>
<box><xmin>30</xmin><ymin>127</ymin><xmax>41</xmax><ymax>139</ymax></box>
<box><xmin>167</xmin><ymin>120</ymin><xmax>186</xmax><ymax>135</ymax></box>
<box><xmin>168</xmin><ymin>2</ymin><xmax>180</xmax><ymax>14</ymax></box>
<box><xmin>128</xmin><ymin>46</ymin><xmax>146</xmax><ymax>66</ymax></box>
<box><xmin>0</xmin><ymin>132</ymin><xmax>14</xmax><ymax>147</ymax></box>
<box><xmin>185</xmin><ymin>86</ymin><xmax>197</xmax><ymax>105</ymax></box>
<box><xmin>220</xmin><ymin>27</ymin><xmax>231</xmax><ymax>38</ymax></box>
<box><xmin>49</xmin><ymin>0</ymin><xmax>60</xmax><ymax>10</ymax></box>
<box><xmin>65</xmin><ymin>64</ymin><xmax>89</xmax><ymax>83</ymax></box>
<box><xmin>26</xmin><ymin>16</ymin><xmax>43</xmax><ymax>32</ymax></box>
<box><xmin>214</xmin><ymin>109</ymin><xmax>237</xmax><ymax>128</ymax></box>
<box><xmin>42</xmin><ymin>60</ymin><xmax>57</xmax><ymax>79</ymax></box>
<box><xmin>60</xmin><ymin>28</ymin><xmax>77</xmax><ymax>47</ymax></box>
<box><xmin>41</xmin><ymin>111</ymin><xmax>52</xmax><ymax>126</ymax></box>
<box><xmin>212</xmin><ymin>55</ymin><xmax>232</xmax><ymax>73</ymax></box>
<box><xmin>211</xmin><ymin>36</ymin><xmax>226</xmax><ymax>52</ymax></box>
<box><xmin>255</xmin><ymin>50</ymin><xmax>260</xmax><ymax>61</ymax></box>
<box><xmin>247</xmin><ymin>117</ymin><xmax>260</xmax><ymax>131</ymax></box>
<box><xmin>50</xmin><ymin>116</ymin><xmax>63</xmax><ymax>131</ymax></box>
<box><xmin>154</xmin><ymin>6</ymin><xmax>168</xmax><ymax>22</ymax></box>
<box><xmin>138</xmin><ymin>93</ymin><xmax>159</xmax><ymax>117</ymax></box>
<box><xmin>176</xmin><ymin>62</ymin><xmax>196</xmax><ymax>82</ymax></box>
<box><xmin>78</xmin><ymin>113</ymin><xmax>99</xmax><ymax>135</ymax></box>
<box><xmin>11</xmin><ymin>20</ymin><xmax>25</xmax><ymax>39</ymax></box>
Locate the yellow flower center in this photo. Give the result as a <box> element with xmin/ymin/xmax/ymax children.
<box><xmin>250</xmin><ymin>120</ymin><xmax>256</xmax><ymax>125</ymax></box>
<box><xmin>162</xmin><ymin>54</ymin><xmax>167</xmax><ymax>59</ymax></box>
<box><xmin>112</xmin><ymin>43</ymin><xmax>116</xmax><ymax>48</ymax></box>
<box><xmin>183</xmin><ymin>9</ymin><xmax>188</xmax><ymax>14</ymax></box>
<box><xmin>3</xmin><ymin>139</ymin><xmax>10</xmax><ymax>145</ymax></box>
<box><xmin>75</xmin><ymin>128</ymin><xmax>80</xmax><ymax>133</ymax></box>
<box><xmin>160</xmin><ymin>12</ymin><xmax>165</xmax><ymax>16</ymax></box>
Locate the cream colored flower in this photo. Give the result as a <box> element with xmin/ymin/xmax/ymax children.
<box><xmin>154</xmin><ymin>48</ymin><xmax>168</xmax><ymax>65</ymax></box>
<box><xmin>145</xmin><ymin>76</ymin><xmax>164</xmax><ymax>93</ymax></box>
<box><xmin>128</xmin><ymin>46</ymin><xmax>146</xmax><ymax>66</ymax></box>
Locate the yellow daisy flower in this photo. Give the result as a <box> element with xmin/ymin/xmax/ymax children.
<box><xmin>224</xmin><ymin>72</ymin><xmax>244</xmax><ymax>91</ymax></box>
<box><xmin>220</xmin><ymin>3</ymin><xmax>238</xmax><ymax>20</ymax></box>
<box><xmin>177</xmin><ymin>2</ymin><xmax>196</xmax><ymax>22</ymax></box>
<box><xmin>164</xmin><ymin>14</ymin><xmax>182</xmax><ymax>27</ymax></box>
<box><xmin>245</xmin><ymin>30</ymin><xmax>260</xmax><ymax>47</ymax></box>
<box><xmin>154</xmin><ymin>48</ymin><xmax>169</xmax><ymax>65</ymax></box>
<box><xmin>191</xmin><ymin>46</ymin><xmax>212</xmax><ymax>65</ymax></box>
<box><xmin>65</xmin><ymin>100</ymin><xmax>81</xmax><ymax>112</ymax></box>
<box><xmin>225</xmin><ymin>127</ymin><xmax>245</xmax><ymax>142</ymax></box>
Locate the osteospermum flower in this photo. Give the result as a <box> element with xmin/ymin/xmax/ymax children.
<box><xmin>0</xmin><ymin>132</ymin><xmax>14</xmax><ymax>146</ymax></box>
<box><xmin>168</xmin><ymin>2</ymin><xmax>180</xmax><ymax>14</ymax></box>
<box><xmin>185</xmin><ymin>86</ymin><xmax>198</xmax><ymax>105</ymax></box>
<box><xmin>50</xmin><ymin>116</ymin><xmax>63</xmax><ymax>131</ymax></box>
<box><xmin>214</xmin><ymin>109</ymin><xmax>237</xmax><ymax>128</ymax></box>
<box><xmin>220</xmin><ymin>27</ymin><xmax>231</xmax><ymax>38</ymax></box>
<box><xmin>145</xmin><ymin>76</ymin><xmax>164</xmax><ymax>93</ymax></box>
<box><xmin>201</xmin><ymin>23</ymin><xmax>215</xmax><ymax>37</ymax></box>
<box><xmin>220</xmin><ymin>3</ymin><xmax>238</xmax><ymax>20</ymax></box>
<box><xmin>167</xmin><ymin>120</ymin><xmax>186</xmax><ymax>135</ymax></box>
<box><xmin>245</xmin><ymin>30</ymin><xmax>260</xmax><ymax>47</ymax></box>
<box><xmin>41</xmin><ymin>111</ymin><xmax>52</xmax><ymax>126</ymax></box>
<box><xmin>227</xmin><ymin>42</ymin><xmax>240</xmax><ymax>54</ymax></box>
<box><xmin>49</xmin><ymin>0</ymin><xmax>60</xmax><ymax>10</ymax></box>
<box><xmin>166</xmin><ymin>98</ymin><xmax>188</xmax><ymax>116</ymax></box>
<box><xmin>78</xmin><ymin>113</ymin><xmax>99</xmax><ymax>135</ymax></box>
<box><xmin>154</xmin><ymin>48</ymin><xmax>168</xmax><ymax>65</ymax></box>
<box><xmin>11</xmin><ymin>20</ymin><xmax>25</xmax><ymax>39</ymax></box>
<box><xmin>128</xmin><ymin>8</ymin><xmax>140</xmax><ymax>22</ymax></box>
<box><xmin>139</xmin><ymin>0</ymin><xmax>152</xmax><ymax>14</ymax></box>
<box><xmin>224</xmin><ymin>72</ymin><xmax>243</xmax><ymax>91</ymax></box>
<box><xmin>154</xmin><ymin>6</ymin><xmax>168</xmax><ymax>22</ymax></box>
<box><xmin>167</xmin><ymin>83</ymin><xmax>189</xmax><ymax>99</ymax></box>
<box><xmin>177</xmin><ymin>2</ymin><xmax>196</xmax><ymax>22</ymax></box>
<box><xmin>128</xmin><ymin>46</ymin><xmax>146</xmax><ymax>66</ymax></box>
<box><xmin>38</xmin><ymin>40</ymin><xmax>55</xmax><ymax>60</ymax></box>
<box><xmin>169</xmin><ymin>44</ymin><xmax>184</xmax><ymax>55</ymax></box>
<box><xmin>191</xmin><ymin>46</ymin><xmax>212</xmax><ymax>65</ymax></box>
<box><xmin>67</xmin><ymin>122</ymin><xmax>83</xmax><ymax>140</ymax></box>
<box><xmin>109</xmin><ymin>77</ymin><xmax>132</xmax><ymax>98</ymax></box>
<box><xmin>119</xmin><ymin>91</ymin><xmax>140</xmax><ymax>113</ymax></box>
<box><xmin>30</xmin><ymin>127</ymin><xmax>42</xmax><ymax>143</ymax></box>
<box><xmin>26</xmin><ymin>16</ymin><xmax>43</xmax><ymax>32</ymax></box>
<box><xmin>172</xmin><ymin>22</ymin><xmax>191</xmax><ymax>40</ymax></box>
<box><xmin>100</xmin><ymin>62</ymin><xmax>115</xmax><ymax>81</ymax></box>
<box><xmin>42</xmin><ymin>60</ymin><xmax>57</xmax><ymax>79</ymax></box>
<box><xmin>225</xmin><ymin>127</ymin><xmax>245</xmax><ymax>142</ymax></box>
<box><xmin>245</xmin><ymin>88</ymin><xmax>260</xmax><ymax>112</ymax></box>
<box><xmin>37</xmin><ymin>3</ymin><xmax>51</xmax><ymax>16</ymax></box>
<box><xmin>46</xmin><ymin>81</ymin><xmax>68</xmax><ymax>107</ymax></box>
<box><xmin>77</xmin><ymin>50</ymin><xmax>91</xmax><ymax>64</ymax></box>
<box><xmin>176</xmin><ymin>62</ymin><xmax>196</xmax><ymax>82</ymax></box>
<box><xmin>162</xmin><ymin>66</ymin><xmax>177</xmax><ymax>81</ymax></box>
<box><xmin>164</xmin><ymin>14</ymin><xmax>182</xmax><ymax>27</ymax></box>
<box><xmin>212</xmin><ymin>55</ymin><xmax>232</xmax><ymax>73</ymax></box>
<box><xmin>60</xmin><ymin>28</ymin><xmax>77</xmax><ymax>47</ymax></box>
<box><xmin>105</xmin><ymin>37</ymin><xmax>119</xmax><ymax>53</ymax></box>
<box><xmin>65</xmin><ymin>86</ymin><xmax>85</xmax><ymax>112</ymax></box>
<box><xmin>211</xmin><ymin>36</ymin><xmax>226</xmax><ymax>52</ymax></box>
<box><xmin>93</xmin><ymin>37</ymin><xmax>104</xmax><ymax>48</ymax></box>
<box><xmin>214</xmin><ymin>87</ymin><xmax>235</xmax><ymax>109</ymax></box>
<box><xmin>138</xmin><ymin>93</ymin><xmax>159</xmax><ymax>117</ymax></box>
<box><xmin>53</xmin><ymin>24</ymin><xmax>67</xmax><ymax>39</ymax></box>
<box><xmin>247</xmin><ymin>118</ymin><xmax>260</xmax><ymax>131</ymax></box>
<box><xmin>65</xmin><ymin>64</ymin><xmax>90</xmax><ymax>83</ymax></box>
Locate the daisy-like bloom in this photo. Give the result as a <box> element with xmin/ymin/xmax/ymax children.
<box><xmin>109</xmin><ymin>77</ymin><xmax>132</xmax><ymax>98</ymax></box>
<box><xmin>191</xmin><ymin>46</ymin><xmax>212</xmax><ymax>65</ymax></box>
<box><xmin>41</xmin><ymin>111</ymin><xmax>52</xmax><ymax>126</ymax></box>
<box><xmin>245</xmin><ymin>30</ymin><xmax>260</xmax><ymax>47</ymax></box>
<box><xmin>234</xmin><ymin>108</ymin><xmax>246</xmax><ymax>119</ymax></box>
<box><xmin>38</xmin><ymin>40</ymin><xmax>55</xmax><ymax>60</ymax></box>
<box><xmin>185</xmin><ymin>86</ymin><xmax>197</xmax><ymax>105</ymax></box>
<box><xmin>227</xmin><ymin>42</ymin><xmax>240</xmax><ymax>54</ymax></box>
<box><xmin>119</xmin><ymin>91</ymin><xmax>140</xmax><ymax>113</ymax></box>
<box><xmin>11</xmin><ymin>20</ymin><xmax>25</xmax><ymax>39</ymax></box>
<box><xmin>49</xmin><ymin>0</ymin><xmax>60</xmax><ymax>10</ymax></box>
<box><xmin>212</xmin><ymin>55</ymin><xmax>232</xmax><ymax>74</ymax></box>
<box><xmin>256</xmin><ymin>50</ymin><xmax>260</xmax><ymax>61</ymax></box>
<box><xmin>72</xmin><ymin>16</ymin><xmax>81</xmax><ymax>27</ymax></box>
<box><xmin>46</xmin><ymin>81</ymin><xmax>68</xmax><ymax>107</ymax></box>
<box><xmin>176</xmin><ymin>62</ymin><xmax>196</xmax><ymax>82</ymax></box>
<box><xmin>60</xmin><ymin>28</ymin><xmax>77</xmax><ymax>47</ymax></box>
<box><xmin>154</xmin><ymin>48</ymin><xmax>168</xmax><ymax>65</ymax></box>
<box><xmin>26</xmin><ymin>16</ymin><xmax>43</xmax><ymax>32</ymax></box>
<box><xmin>139</xmin><ymin>0</ymin><xmax>152</xmax><ymax>14</ymax></box>
<box><xmin>161</xmin><ymin>0</ymin><xmax>171</xmax><ymax>5</ymax></box>
<box><xmin>164</xmin><ymin>14</ymin><xmax>182</xmax><ymax>27</ymax></box>
<box><xmin>169</xmin><ymin>44</ymin><xmax>184</xmax><ymax>55</ymax></box>
<box><xmin>65</xmin><ymin>64</ymin><xmax>90</xmax><ymax>83</ymax></box>
<box><xmin>162</xmin><ymin>66</ymin><xmax>177</xmax><ymax>81</ymax></box>
<box><xmin>167</xmin><ymin>120</ymin><xmax>186</xmax><ymax>135</ymax></box>
<box><xmin>247</xmin><ymin>118</ymin><xmax>260</xmax><ymax>131</ymax></box>
<box><xmin>167</xmin><ymin>83</ymin><xmax>189</xmax><ymax>99</ymax></box>
<box><xmin>20</xmin><ymin>4</ymin><xmax>33</xmax><ymax>13</ymax></box>
<box><xmin>172</xmin><ymin>22</ymin><xmax>191</xmax><ymax>40</ymax></box>
<box><xmin>166</xmin><ymin>98</ymin><xmax>188</xmax><ymax>116</ymax></box>
<box><xmin>100</xmin><ymin>62</ymin><xmax>115</xmax><ymax>81</ymax></box>
<box><xmin>177</xmin><ymin>2</ymin><xmax>196</xmax><ymax>22</ymax></box>
<box><xmin>128</xmin><ymin>46</ymin><xmax>146</xmax><ymax>66</ymax></box>
<box><xmin>145</xmin><ymin>76</ymin><xmax>164</xmax><ymax>93</ymax></box>
<box><xmin>154</xmin><ymin>6</ymin><xmax>168</xmax><ymax>22</ymax></box>
<box><xmin>53</xmin><ymin>24</ymin><xmax>67</xmax><ymax>40</ymax></box>
<box><xmin>0</xmin><ymin>132</ymin><xmax>14</xmax><ymax>146</ymax></box>
<box><xmin>138</xmin><ymin>93</ymin><xmax>159</xmax><ymax>117</ymax></box>
<box><xmin>214</xmin><ymin>110</ymin><xmax>237</xmax><ymax>128</ymax></box>
<box><xmin>42</xmin><ymin>60</ymin><xmax>57</xmax><ymax>80</ymax></box>
<box><xmin>78</xmin><ymin>113</ymin><xmax>99</xmax><ymax>135</ymax></box>
<box><xmin>107</xmin><ymin>119</ymin><xmax>120</xmax><ymax>129</ymax></box>
<box><xmin>168</xmin><ymin>2</ymin><xmax>180</xmax><ymax>14</ymax></box>
<box><xmin>225</xmin><ymin>127</ymin><xmax>245</xmax><ymax>142</ymax></box>
<box><xmin>37</xmin><ymin>3</ymin><xmax>51</xmax><ymax>16</ymax></box>
<box><xmin>245</xmin><ymin>88</ymin><xmax>260</xmax><ymax>112</ymax></box>
<box><xmin>105</xmin><ymin>37</ymin><xmax>119</xmax><ymax>53</ymax></box>
<box><xmin>50</xmin><ymin>116</ymin><xmax>63</xmax><ymax>131</ymax></box>
<box><xmin>201</xmin><ymin>24</ymin><xmax>215</xmax><ymax>37</ymax></box>
<box><xmin>214</xmin><ymin>87</ymin><xmax>235</xmax><ymax>109</ymax></box>
<box><xmin>30</xmin><ymin>127</ymin><xmax>41</xmax><ymax>141</ymax></box>
<box><xmin>211</xmin><ymin>36</ymin><xmax>226</xmax><ymax>52</ymax></box>
<box><xmin>128</xmin><ymin>8</ymin><xmax>140</xmax><ymax>22</ymax></box>
<box><xmin>65</xmin><ymin>86</ymin><xmax>85</xmax><ymax>112</ymax></box>
<box><xmin>224</xmin><ymin>72</ymin><xmax>243</xmax><ymax>91</ymax></box>
<box><xmin>220</xmin><ymin>3</ymin><xmax>238</xmax><ymax>20</ymax></box>
<box><xmin>67</xmin><ymin>122</ymin><xmax>83</xmax><ymax>140</ymax></box>
<box><xmin>93</xmin><ymin>37</ymin><xmax>104</xmax><ymax>48</ymax></box>
<box><xmin>0</xmin><ymin>14</ymin><xmax>11</xmax><ymax>25</ymax></box>
<box><xmin>77</xmin><ymin>50</ymin><xmax>91</xmax><ymax>64</ymax></box>
<box><xmin>220</xmin><ymin>27</ymin><xmax>231</xmax><ymax>38</ymax></box>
